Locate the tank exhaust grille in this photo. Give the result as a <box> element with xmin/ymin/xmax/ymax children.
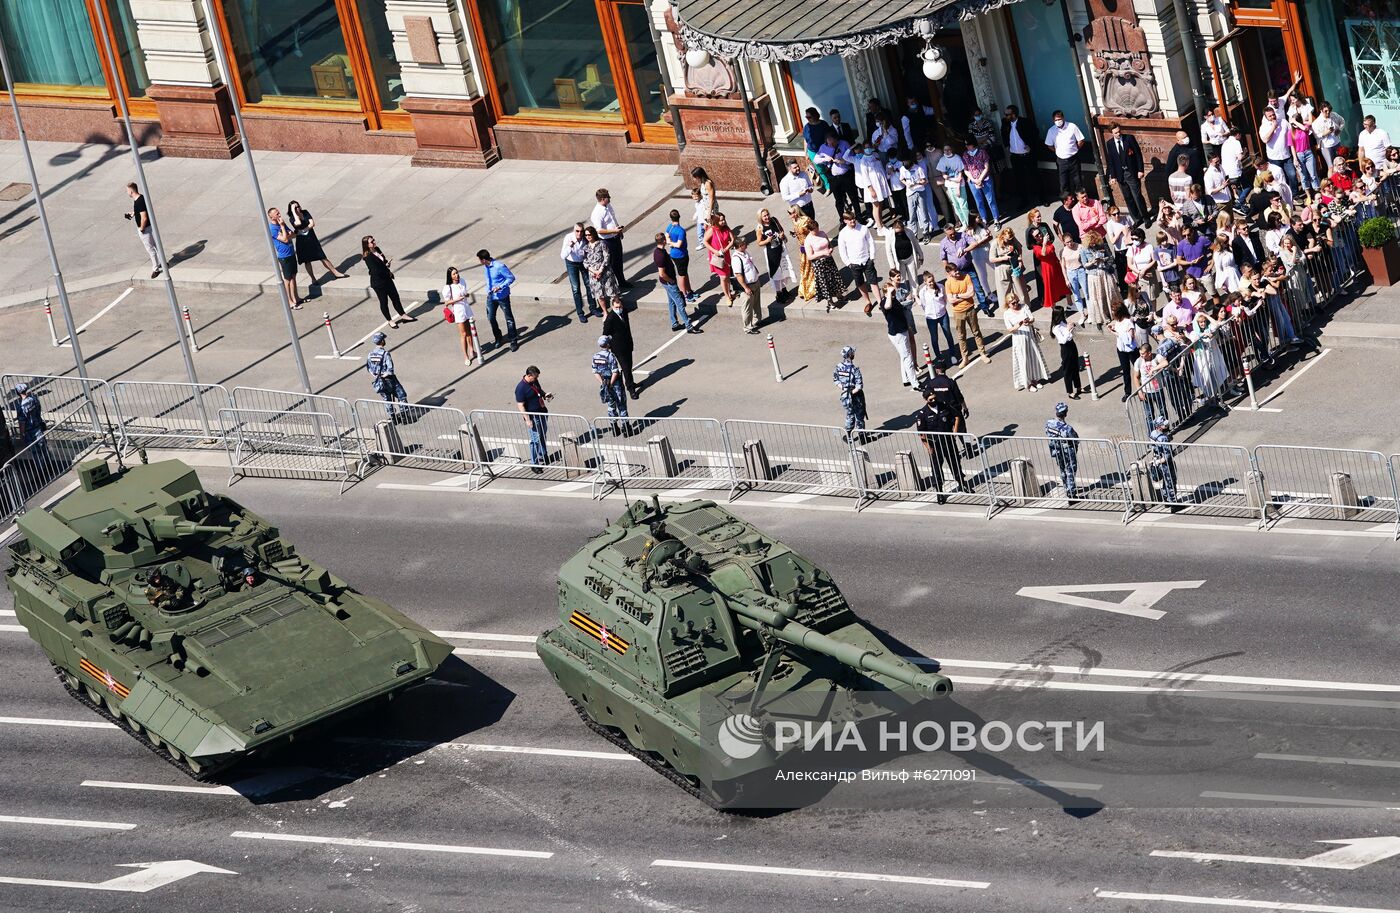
<box><xmin>584</xmin><ymin>575</ymin><xmax>614</xmax><ymax>601</ymax></box>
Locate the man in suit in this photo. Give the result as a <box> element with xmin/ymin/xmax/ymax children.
<box><xmin>829</xmin><ymin>108</ymin><xmax>858</xmax><ymax>145</ymax></box>
<box><xmin>1230</xmin><ymin>217</ymin><xmax>1265</xmax><ymax>271</ymax></box>
<box><xmin>1002</xmin><ymin>105</ymin><xmax>1040</xmax><ymax>207</ymax></box>
<box><xmin>602</xmin><ymin>299</ymin><xmax>640</xmax><ymax>398</ymax></box>
<box><xmin>1104</xmin><ymin>125</ymin><xmax>1148</xmax><ymax>223</ymax></box>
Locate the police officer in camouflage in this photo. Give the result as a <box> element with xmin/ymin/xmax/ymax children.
<box><xmin>12</xmin><ymin>383</ymin><xmax>47</xmax><ymax>462</ymax></box>
<box><xmin>593</xmin><ymin>335</ymin><xmax>630</xmax><ymax>434</ymax></box>
<box><xmin>833</xmin><ymin>346</ymin><xmax>867</xmax><ymax>439</ymax></box>
<box><xmin>366</xmin><ymin>332</ymin><xmax>408</xmax><ymax>418</ymax></box>
<box><xmin>1148</xmin><ymin>417</ymin><xmax>1180</xmax><ymax>507</ymax></box>
<box><xmin>1045</xmin><ymin>401</ymin><xmax>1080</xmax><ymax>501</ymax></box>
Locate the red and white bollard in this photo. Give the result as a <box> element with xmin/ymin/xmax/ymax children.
<box><xmin>922</xmin><ymin>342</ymin><xmax>933</xmax><ymax>372</ymax></box>
<box><xmin>44</xmin><ymin>299</ymin><xmax>61</xmax><ymax>347</ymax></box>
<box><xmin>1082</xmin><ymin>352</ymin><xmax>1099</xmax><ymax>400</ymax></box>
<box><xmin>181</xmin><ymin>304</ymin><xmax>199</xmax><ymax>351</ymax></box>
<box><xmin>767</xmin><ymin>333</ymin><xmax>784</xmax><ymax>382</ymax></box>
<box><xmin>1242</xmin><ymin>361</ymin><xmax>1260</xmax><ymax>410</ymax></box>
<box><xmin>468</xmin><ymin>316</ymin><xmax>484</xmax><ymax>366</ymax></box>
<box><xmin>322</xmin><ymin>311</ymin><xmax>341</xmax><ymax>357</ymax></box>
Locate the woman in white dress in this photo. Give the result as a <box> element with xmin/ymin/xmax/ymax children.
<box><xmin>965</xmin><ymin>215</ymin><xmax>996</xmax><ymax>300</ymax></box>
<box><xmin>1188</xmin><ymin>311</ymin><xmax>1230</xmax><ymax>402</ymax></box>
<box><xmin>1212</xmin><ymin>237</ymin><xmax>1241</xmax><ymax>295</ymax></box>
<box><xmin>853</xmin><ymin>143</ymin><xmax>891</xmax><ymax>228</ymax></box>
<box><xmin>1002</xmin><ymin>292</ymin><xmax>1049</xmax><ymax>391</ymax></box>
<box><xmin>441</xmin><ymin>265</ymin><xmax>476</xmax><ymax>364</ymax></box>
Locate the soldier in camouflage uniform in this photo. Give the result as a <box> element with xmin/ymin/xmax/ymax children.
<box><xmin>144</xmin><ymin>568</ymin><xmax>182</xmax><ymax>613</ymax></box>
<box><xmin>832</xmin><ymin>346</ymin><xmax>867</xmax><ymax>439</ymax></box>
<box><xmin>1147</xmin><ymin>417</ymin><xmax>1179</xmax><ymax>506</ymax></box>
<box><xmin>1045</xmin><ymin>401</ymin><xmax>1080</xmax><ymax>501</ymax></box>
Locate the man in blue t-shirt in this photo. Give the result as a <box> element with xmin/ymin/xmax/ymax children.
<box><xmin>664</xmin><ymin>209</ymin><xmax>694</xmax><ymax>303</ymax></box>
<box><xmin>267</xmin><ymin>207</ymin><xmax>301</xmax><ymax>307</ymax></box>
<box><xmin>514</xmin><ymin>365</ymin><xmax>552</xmax><ymax>470</ymax></box>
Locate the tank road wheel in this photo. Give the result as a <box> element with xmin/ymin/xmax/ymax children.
<box><xmin>62</xmin><ymin>671</ymin><xmax>80</xmax><ymax>692</ymax></box>
<box><xmin>145</xmin><ymin>729</ymin><xmax>162</xmax><ymax>748</ymax></box>
<box><xmin>183</xmin><ymin>754</ymin><xmax>206</xmax><ymax>777</ymax></box>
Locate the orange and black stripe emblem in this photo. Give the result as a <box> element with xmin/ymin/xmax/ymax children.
<box><xmin>568</xmin><ymin>611</ymin><xmax>630</xmax><ymax>656</ymax></box>
<box><xmin>79</xmin><ymin>658</ymin><xmax>130</xmax><ymax>699</ymax></box>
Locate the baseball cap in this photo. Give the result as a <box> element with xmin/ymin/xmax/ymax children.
<box><xmin>597</xmin><ymin>335</ymin><xmax>611</xmax><ymax>347</ymax></box>
<box><xmin>1055</xmin><ymin>402</ymin><xmax>1069</xmax><ymax>416</ymax></box>
<box><xmin>371</xmin><ymin>332</ymin><xmax>387</xmax><ymax>344</ymax></box>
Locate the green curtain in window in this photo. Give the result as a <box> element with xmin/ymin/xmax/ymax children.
<box><xmin>0</xmin><ymin>0</ymin><xmax>104</xmax><ymax>88</ymax></box>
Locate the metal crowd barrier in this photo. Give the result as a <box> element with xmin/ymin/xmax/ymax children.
<box><xmin>1</xmin><ymin>373</ymin><xmax>111</xmax><ymax>439</ymax></box>
<box><xmin>1251</xmin><ymin>445</ymin><xmax>1399</xmax><ymax>526</ymax></box>
<box><xmin>353</xmin><ymin>400</ymin><xmax>468</xmax><ymax>472</ymax></box>
<box><xmin>722</xmin><ymin>419</ymin><xmax>861</xmax><ymax>500</ymax></box>
<box><xmin>1117</xmin><ymin>439</ymin><xmax>1258</xmax><ymax>518</ymax></box>
<box><xmin>593</xmin><ymin>416</ymin><xmax>731</xmax><ymax>493</ymax></box>
<box><xmin>979</xmin><ymin>433</ymin><xmax>1128</xmax><ymax>517</ymax></box>
<box><xmin>463</xmin><ymin>409</ymin><xmax>598</xmax><ymax>488</ymax></box>
<box><xmin>111</xmin><ymin>381</ymin><xmax>230</xmax><ymax>451</ymax></box>
<box><xmin>0</xmin><ymin>417</ymin><xmax>116</xmax><ymax>523</ymax></box>
<box><xmin>854</xmin><ymin>429</ymin><xmax>987</xmax><ymax>507</ymax></box>
<box><xmin>219</xmin><ymin>407</ymin><xmax>358</xmax><ymax>492</ymax></box>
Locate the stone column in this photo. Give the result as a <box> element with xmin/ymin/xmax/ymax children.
<box><xmin>389</xmin><ymin>0</ymin><xmax>499</xmax><ymax>168</ymax></box>
<box><xmin>136</xmin><ymin>0</ymin><xmax>241</xmax><ymax>158</ymax></box>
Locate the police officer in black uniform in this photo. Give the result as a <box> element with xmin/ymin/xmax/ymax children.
<box><xmin>924</xmin><ymin>358</ymin><xmax>973</xmax><ymax>458</ymax></box>
<box><xmin>914</xmin><ymin>390</ymin><xmax>968</xmax><ymax>503</ymax></box>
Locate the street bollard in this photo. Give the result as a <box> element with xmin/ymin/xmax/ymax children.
<box><xmin>182</xmin><ymin>304</ymin><xmax>199</xmax><ymax>351</ymax></box>
<box><xmin>468</xmin><ymin>316</ymin><xmax>484</xmax><ymax>366</ymax></box>
<box><xmin>323</xmin><ymin>311</ymin><xmax>342</xmax><ymax>357</ymax></box>
<box><xmin>44</xmin><ymin>299</ymin><xmax>60</xmax><ymax>347</ymax></box>
<box><xmin>922</xmin><ymin>343</ymin><xmax>933</xmax><ymax>373</ymax></box>
<box><xmin>767</xmin><ymin>333</ymin><xmax>784</xmax><ymax>382</ymax></box>
<box><xmin>1082</xmin><ymin>352</ymin><xmax>1099</xmax><ymax>400</ymax></box>
<box><xmin>1242</xmin><ymin>361</ymin><xmax>1260</xmax><ymax>411</ymax></box>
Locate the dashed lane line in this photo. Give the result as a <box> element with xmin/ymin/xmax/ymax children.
<box><xmin>230</xmin><ymin>830</ymin><xmax>554</xmax><ymax>859</ymax></box>
<box><xmin>0</xmin><ymin>716</ymin><xmax>115</xmax><ymax>730</ymax></box>
<box><xmin>650</xmin><ymin>858</ymin><xmax>988</xmax><ymax>889</ymax></box>
<box><xmin>333</xmin><ymin>736</ymin><xmax>635</xmax><ymax>761</ymax></box>
<box><xmin>0</xmin><ymin>814</ymin><xmax>135</xmax><ymax>831</ymax></box>
<box><xmin>81</xmin><ymin>781</ymin><xmax>240</xmax><ymax>796</ymax></box>
<box><xmin>1095</xmin><ymin>888</ymin><xmax>1400</xmax><ymax>913</ymax></box>
<box><xmin>1256</xmin><ymin>753</ymin><xmax>1400</xmax><ymax>769</ymax></box>
<box><xmin>1199</xmin><ymin>791</ymin><xmax>1400</xmax><ymax>809</ymax></box>
<box><xmin>453</xmin><ymin>647</ymin><xmax>538</xmax><ymax>659</ymax></box>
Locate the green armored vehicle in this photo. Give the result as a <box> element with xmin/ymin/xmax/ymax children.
<box><xmin>5</xmin><ymin>457</ymin><xmax>452</xmax><ymax>779</ymax></box>
<box><xmin>538</xmin><ymin>497</ymin><xmax>952</xmax><ymax>808</ymax></box>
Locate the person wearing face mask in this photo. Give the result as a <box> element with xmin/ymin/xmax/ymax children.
<box><xmin>815</xmin><ymin>131</ymin><xmax>861</xmax><ymax>222</ymax></box>
<box><xmin>935</xmin><ymin>144</ymin><xmax>970</xmax><ymax>228</ymax></box>
<box><xmin>963</xmin><ymin>138</ymin><xmax>1002</xmax><ymax>226</ymax></box>
<box><xmin>853</xmin><ymin>143</ymin><xmax>891</xmax><ymax>227</ymax></box>
<box><xmin>602</xmin><ymin>298</ymin><xmax>641</xmax><ymax>398</ymax></box>
<box><xmin>902</xmin><ymin>97</ymin><xmax>934</xmax><ymax>151</ymax></box>
<box><xmin>1044</xmin><ymin>110</ymin><xmax>1085</xmax><ymax>196</ymax></box>
<box><xmin>1002</xmin><ymin>105</ymin><xmax>1041</xmax><ymax>208</ymax></box>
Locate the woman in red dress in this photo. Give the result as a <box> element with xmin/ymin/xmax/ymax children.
<box><xmin>1032</xmin><ymin>233</ymin><xmax>1070</xmax><ymax>312</ymax></box>
<box><xmin>703</xmin><ymin>211</ymin><xmax>736</xmax><ymax>307</ymax></box>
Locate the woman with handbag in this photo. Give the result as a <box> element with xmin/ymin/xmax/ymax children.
<box><xmin>990</xmin><ymin>227</ymin><xmax>1029</xmax><ymax>310</ymax></box>
<box><xmin>703</xmin><ymin>212</ymin><xmax>737</xmax><ymax>306</ymax></box>
<box><xmin>362</xmin><ymin>235</ymin><xmax>412</xmax><ymax>326</ymax></box>
<box><xmin>441</xmin><ymin>265</ymin><xmax>476</xmax><ymax>364</ymax></box>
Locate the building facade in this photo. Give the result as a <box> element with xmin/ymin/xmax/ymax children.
<box><xmin>0</xmin><ymin>0</ymin><xmax>1384</xmax><ymax>185</ymax></box>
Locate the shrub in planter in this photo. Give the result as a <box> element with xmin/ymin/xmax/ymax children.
<box><xmin>1358</xmin><ymin>216</ymin><xmax>1400</xmax><ymax>286</ymax></box>
<box><xmin>1358</xmin><ymin>216</ymin><xmax>1396</xmax><ymax>249</ymax></box>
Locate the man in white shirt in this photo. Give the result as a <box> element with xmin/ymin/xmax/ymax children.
<box><xmin>1002</xmin><ymin>105</ymin><xmax>1039</xmax><ymax>208</ymax></box>
<box><xmin>730</xmin><ymin>236</ymin><xmax>763</xmax><ymax>334</ymax></box>
<box><xmin>1200</xmin><ymin>108</ymin><xmax>1230</xmax><ymax>163</ymax></box>
<box><xmin>1044</xmin><ymin>110</ymin><xmax>1085</xmax><ymax>196</ymax></box>
<box><xmin>1312</xmin><ymin>101</ymin><xmax>1345</xmax><ymax>169</ymax></box>
<box><xmin>1220</xmin><ymin>127</ymin><xmax>1247</xmax><ymax>212</ymax></box>
<box><xmin>1358</xmin><ymin>114</ymin><xmax>1392</xmax><ymax>165</ymax></box>
<box><xmin>837</xmin><ymin>211</ymin><xmax>878</xmax><ymax>311</ymax></box>
<box><xmin>590</xmin><ymin>188</ymin><xmax>632</xmax><ymax>290</ymax></box>
<box><xmin>1204</xmin><ymin>154</ymin><xmax>1231</xmax><ymax>213</ymax></box>
<box><xmin>780</xmin><ymin>160</ymin><xmax>816</xmax><ymax>222</ymax></box>
<box><xmin>559</xmin><ymin>221</ymin><xmax>597</xmax><ymax>321</ymax></box>
<box><xmin>1258</xmin><ymin>75</ymin><xmax>1301</xmax><ymax>192</ymax></box>
<box><xmin>899</xmin><ymin>151</ymin><xmax>935</xmax><ymax>240</ymax></box>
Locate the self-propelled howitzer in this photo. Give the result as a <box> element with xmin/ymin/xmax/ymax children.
<box><xmin>4</xmin><ymin>457</ymin><xmax>452</xmax><ymax>779</ymax></box>
<box><xmin>538</xmin><ymin>497</ymin><xmax>951</xmax><ymax>808</ymax></box>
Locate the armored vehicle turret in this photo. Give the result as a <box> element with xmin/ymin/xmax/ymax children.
<box><xmin>5</xmin><ymin>457</ymin><xmax>452</xmax><ymax>779</ymax></box>
<box><xmin>538</xmin><ymin>497</ymin><xmax>951</xmax><ymax>808</ymax></box>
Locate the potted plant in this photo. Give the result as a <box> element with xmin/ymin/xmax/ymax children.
<box><xmin>1358</xmin><ymin>215</ymin><xmax>1400</xmax><ymax>286</ymax></box>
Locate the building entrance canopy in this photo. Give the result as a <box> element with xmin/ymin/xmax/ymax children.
<box><xmin>673</xmin><ymin>0</ymin><xmax>1018</xmax><ymax>61</ymax></box>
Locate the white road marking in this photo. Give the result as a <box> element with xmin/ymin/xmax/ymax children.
<box><xmin>1201</xmin><ymin>791</ymin><xmax>1398</xmax><ymax>808</ymax></box>
<box><xmin>1258</xmin><ymin>348</ymin><xmax>1331</xmax><ymax>407</ymax></box>
<box><xmin>0</xmin><ymin>815</ymin><xmax>135</xmax><ymax>831</ymax></box>
<box><xmin>313</xmin><ymin>307</ymin><xmax>419</xmax><ymax>360</ymax></box>
<box><xmin>1224</xmin><ymin>405</ymin><xmax>1286</xmax><ymax>414</ymax></box>
<box><xmin>83</xmin><ymin>768</ymin><xmax>346</xmax><ymax>797</ymax></box>
<box><xmin>1151</xmin><ymin>836</ymin><xmax>1400</xmax><ymax>871</ymax></box>
<box><xmin>951</xmin><ymin>335</ymin><xmax>1012</xmax><ymax>380</ymax></box>
<box><xmin>1015</xmin><ymin>580</ymin><xmax>1205</xmax><ymax>620</ymax></box>
<box><xmin>771</xmin><ymin>493</ymin><xmax>815</xmax><ymax>503</ymax></box>
<box><xmin>434</xmin><ymin>631</ymin><xmax>538</xmax><ymax>643</ymax></box>
<box><xmin>55</xmin><ymin>288</ymin><xmax>133</xmax><ymax>345</ymax></box>
<box><xmin>0</xmin><ymin>609</ymin><xmax>14</xmax><ymax>616</ymax></box>
<box><xmin>0</xmin><ymin>860</ymin><xmax>235</xmax><ymax>894</ymax></box>
<box><xmin>334</xmin><ymin>736</ymin><xmax>635</xmax><ymax>761</ymax></box>
<box><xmin>1095</xmin><ymin>888</ymin><xmax>1400</xmax><ymax>913</ymax></box>
<box><xmin>453</xmin><ymin>647</ymin><xmax>538</xmax><ymax>659</ymax></box>
<box><xmin>0</xmin><ymin>624</ymin><xmax>27</xmax><ymax>632</ymax></box>
<box><xmin>649</xmin><ymin>858</ymin><xmax>988</xmax><ymax>889</ymax></box>
<box><xmin>230</xmin><ymin>830</ymin><xmax>553</xmax><ymax>859</ymax></box>
<box><xmin>933</xmin><ymin>659</ymin><xmax>1400</xmax><ymax>692</ymax></box>
<box><xmin>82</xmin><ymin>781</ymin><xmax>240</xmax><ymax>796</ymax></box>
<box><xmin>0</xmin><ymin>716</ymin><xmax>115</xmax><ymax>730</ymax></box>
<box><xmin>545</xmin><ymin>481</ymin><xmax>591</xmax><ymax>492</ymax></box>
<box><xmin>635</xmin><ymin>314</ymin><xmax>709</xmax><ymax>369</ymax></box>
<box><xmin>1257</xmin><ymin>753</ymin><xmax>1400</xmax><ymax>769</ymax></box>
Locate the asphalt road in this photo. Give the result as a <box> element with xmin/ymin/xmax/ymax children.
<box><xmin>2</xmin><ymin>470</ymin><xmax>1399</xmax><ymax>912</ymax></box>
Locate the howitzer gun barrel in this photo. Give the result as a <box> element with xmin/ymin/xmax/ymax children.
<box><xmin>730</xmin><ymin>601</ymin><xmax>952</xmax><ymax>698</ymax></box>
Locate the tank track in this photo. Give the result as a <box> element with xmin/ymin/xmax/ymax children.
<box><xmin>567</xmin><ymin>697</ymin><xmax>731</xmax><ymax>811</ymax></box>
<box><xmin>52</xmin><ymin>662</ymin><xmax>229</xmax><ymax>782</ymax></box>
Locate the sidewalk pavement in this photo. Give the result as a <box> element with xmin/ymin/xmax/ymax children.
<box><xmin>2</xmin><ymin>138</ymin><xmax>1396</xmax><ymax>343</ymax></box>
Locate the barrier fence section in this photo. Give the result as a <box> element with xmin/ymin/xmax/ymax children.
<box><xmin>219</xmin><ymin>408</ymin><xmax>357</xmax><ymax>490</ymax></box>
<box><xmin>1</xmin><ymin>373</ymin><xmax>111</xmax><ymax>439</ymax></box>
<box><xmin>854</xmin><ymin>429</ymin><xmax>988</xmax><ymax>508</ymax></box>
<box><xmin>464</xmin><ymin>409</ymin><xmax>598</xmax><ymax>487</ymax></box>
<box><xmin>592</xmin><ymin>416</ymin><xmax>732</xmax><ymax>493</ymax></box>
<box><xmin>111</xmin><ymin>381</ymin><xmax>231</xmax><ymax>451</ymax></box>
<box><xmin>1251</xmin><ymin>444</ymin><xmax>1400</xmax><ymax>526</ymax></box>
<box><xmin>979</xmin><ymin>433</ymin><xmax>1129</xmax><ymax>517</ymax></box>
<box><xmin>0</xmin><ymin>414</ymin><xmax>116</xmax><ymax>524</ymax></box>
<box><xmin>1116</xmin><ymin>439</ymin><xmax>1259</xmax><ymax>519</ymax></box>
<box><xmin>722</xmin><ymin>420</ymin><xmax>861</xmax><ymax>500</ymax></box>
<box><xmin>230</xmin><ymin>386</ymin><xmax>361</xmax><ymax>456</ymax></box>
<box><xmin>353</xmin><ymin>400</ymin><xmax>469</xmax><ymax>473</ymax></box>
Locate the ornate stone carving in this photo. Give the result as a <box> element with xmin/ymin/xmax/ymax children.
<box><xmin>1082</xmin><ymin>0</ymin><xmax>1161</xmax><ymax>118</ymax></box>
<box><xmin>671</xmin><ymin>0</ymin><xmax>1020</xmax><ymax>63</ymax></box>
<box><xmin>664</xmin><ymin>6</ymin><xmax>738</xmax><ymax>98</ymax></box>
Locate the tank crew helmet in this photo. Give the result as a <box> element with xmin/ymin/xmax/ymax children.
<box><xmin>1055</xmin><ymin>402</ymin><xmax>1069</xmax><ymax>416</ymax></box>
<box><xmin>240</xmin><ymin>566</ymin><xmax>257</xmax><ymax>584</ymax></box>
<box><xmin>597</xmin><ymin>335</ymin><xmax>612</xmax><ymax>348</ymax></box>
<box><xmin>370</xmin><ymin>332</ymin><xmax>387</xmax><ymax>345</ymax></box>
<box><xmin>840</xmin><ymin>345</ymin><xmax>855</xmax><ymax>359</ymax></box>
